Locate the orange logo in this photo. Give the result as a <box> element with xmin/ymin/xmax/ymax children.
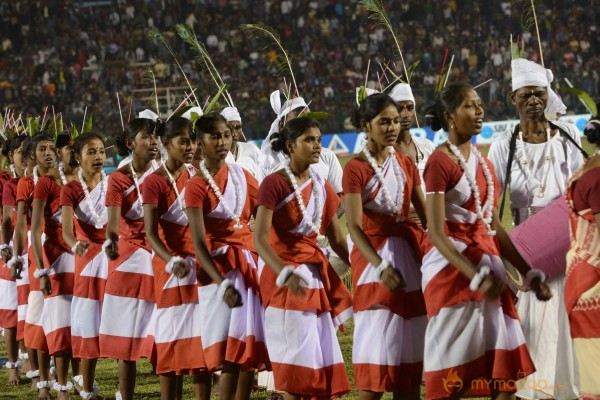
<box><xmin>443</xmin><ymin>368</ymin><xmax>464</xmax><ymax>394</ymax></box>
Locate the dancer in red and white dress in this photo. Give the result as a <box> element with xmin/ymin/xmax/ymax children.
<box><xmin>422</xmin><ymin>83</ymin><xmax>551</xmax><ymax>399</ymax></box>
<box><xmin>101</xmin><ymin>117</ymin><xmax>160</xmax><ymax>400</ymax></box>
<box><xmin>61</xmin><ymin>132</ymin><xmax>109</xmax><ymax>400</ymax></box>
<box><xmin>344</xmin><ymin>93</ymin><xmax>427</xmax><ymax>400</ymax></box>
<box><xmin>186</xmin><ymin>113</ymin><xmax>269</xmax><ymax>400</ymax></box>
<box><xmin>0</xmin><ymin>135</ymin><xmax>28</xmax><ymax>385</ymax></box>
<box><xmin>142</xmin><ymin>117</ymin><xmax>206</xmax><ymax>400</ymax></box>
<box><xmin>255</xmin><ymin>117</ymin><xmax>353</xmax><ymax>399</ymax></box>
<box><xmin>15</xmin><ymin>132</ymin><xmax>58</xmax><ymax>398</ymax></box>
<box><xmin>32</xmin><ymin>132</ymin><xmax>80</xmax><ymax>398</ymax></box>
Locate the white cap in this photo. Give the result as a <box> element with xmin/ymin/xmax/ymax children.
<box><xmin>221</xmin><ymin>106</ymin><xmax>242</xmax><ymax>122</ymax></box>
<box><xmin>511</xmin><ymin>58</ymin><xmax>567</xmax><ymax>116</ymax></box>
<box><xmin>389</xmin><ymin>83</ymin><xmax>415</xmax><ymax>104</ymax></box>
<box><xmin>355</xmin><ymin>87</ymin><xmax>379</xmax><ymax>106</ymax></box>
<box><xmin>182</xmin><ymin>106</ymin><xmax>203</xmax><ymax>121</ymax></box>
<box><xmin>138</xmin><ymin>109</ymin><xmax>160</xmax><ymax>121</ymax></box>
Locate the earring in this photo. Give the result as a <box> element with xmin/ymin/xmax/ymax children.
<box><xmin>450</xmin><ymin>123</ymin><xmax>455</xmax><ymax>130</ymax></box>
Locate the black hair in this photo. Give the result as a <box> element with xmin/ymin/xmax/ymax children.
<box><xmin>271</xmin><ymin>117</ymin><xmax>320</xmax><ymax>156</ymax></box>
<box><xmin>425</xmin><ymin>82</ymin><xmax>473</xmax><ymax>131</ymax></box>
<box><xmin>195</xmin><ymin>112</ymin><xmax>228</xmax><ymax>137</ymax></box>
<box><xmin>23</xmin><ymin>131</ymin><xmax>55</xmax><ymax>159</ymax></box>
<box><xmin>351</xmin><ymin>93</ymin><xmax>398</xmax><ymax>130</ymax></box>
<box><xmin>71</xmin><ymin>132</ymin><xmax>105</xmax><ymax>168</ymax></box>
<box><xmin>584</xmin><ymin>111</ymin><xmax>600</xmax><ymax>146</ymax></box>
<box><xmin>6</xmin><ymin>135</ymin><xmax>27</xmax><ymax>157</ymax></box>
<box><xmin>115</xmin><ymin>118</ymin><xmax>157</xmax><ymax>157</ymax></box>
<box><xmin>55</xmin><ymin>132</ymin><xmax>72</xmax><ymax>149</ymax></box>
<box><xmin>155</xmin><ymin>117</ymin><xmax>195</xmax><ymax>143</ymax></box>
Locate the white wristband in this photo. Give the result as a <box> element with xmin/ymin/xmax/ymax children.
<box><xmin>71</xmin><ymin>241</ymin><xmax>87</xmax><ymax>254</ymax></box>
<box><xmin>524</xmin><ymin>269</ymin><xmax>546</xmax><ymax>289</ymax></box>
<box><xmin>7</xmin><ymin>255</ymin><xmax>24</xmax><ymax>268</ymax></box>
<box><xmin>374</xmin><ymin>259</ymin><xmax>392</xmax><ymax>280</ymax></box>
<box><xmin>276</xmin><ymin>265</ymin><xmax>295</xmax><ymax>288</ymax></box>
<box><xmin>469</xmin><ymin>266</ymin><xmax>491</xmax><ymax>291</ymax></box>
<box><xmin>102</xmin><ymin>239</ymin><xmax>113</xmax><ymax>251</ymax></box>
<box><xmin>165</xmin><ymin>256</ymin><xmax>184</xmax><ymax>274</ymax></box>
<box><xmin>217</xmin><ymin>278</ymin><xmax>234</xmax><ymax>299</ymax></box>
<box><xmin>0</xmin><ymin>243</ymin><xmax>12</xmax><ymax>252</ymax></box>
<box><xmin>33</xmin><ymin>268</ymin><xmax>54</xmax><ymax>279</ymax></box>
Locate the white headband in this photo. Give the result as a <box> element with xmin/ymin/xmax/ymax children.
<box><xmin>355</xmin><ymin>87</ymin><xmax>379</xmax><ymax>106</ymax></box>
<box><xmin>389</xmin><ymin>83</ymin><xmax>415</xmax><ymax>104</ymax></box>
<box><xmin>221</xmin><ymin>106</ymin><xmax>242</xmax><ymax>122</ymax></box>
<box><xmin>511</xmin><ymin>58</ymin><xmax>567</xmax><ymax>116</ymax></box>
<box><xmin>138</xmin><ymin>109</ymin><xmax>160</xmax><ymax>121</ymax></box>
<box><xmin>182</xmin><ymin>106</ymin><xmax>203</xmax><ymax>121</ymax></box>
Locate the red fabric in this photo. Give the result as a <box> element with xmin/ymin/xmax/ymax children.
<box><xmin>61</xmin><ymin>181</ymin><xmax>106</xmax><ymax>243</ymax></box>
<box><xmin>343</xmin><ymin>153</ymin><xmax>420</xmax><ymax>194</ymax></box>
<box><xmin>354</xmin><ymin>361</ymin><xmax>424</xmax><ymax>393</ymax></box>
<box><xmin>106</xmin><ymin>168</ymin><xmax>149</xmax><ymax>251</ymax></box>
<box><xmin>572</xmin><ymin>167</ymin><xmax>600</xmax><ymax>215</ymax></box>
<box><xmin>155</xmin><ymin>336</ymin><xmax>206</xmax><ymax>375</ymax></box>
<box><xmin>422</xmin><ymin>150</ymin><xmax>501</xmax><ymax>256</ymax></box>
<box><xmin>142</xmin><ymin>171</ymin><xmax>197</xmax><ymax>309</ymax></box>
<box><xmin>16</xmin><ymin>176</ymin><xmax>34</xmax><ymax>204</ymax></box>
<box><xmin>424</xmin><ymin>345</ymin><xmax>535</xmax><ymax>399</ymax></box>
<box><xmin>99</xmin><ymin>333</ymin><xmax>155</xmax><ymax>362</ymax></box>
<box><xmin>2</xmin><ymin>178</ymin><xmax>18</xmax><ymax>207</ymax></box>
<box><xmin>34</xmin><ymin>176</ymin><xmax>71</xmax><ymax>257</ymax></box>
<box><xmin>270</xmin><ymin>362</ymin><xmax>350</xmax><ymax>399</ymax></box>
<box><xmin>185</xmin><ymin>165</ymin><xmax>260</xmax><ymax>286</ymax></box>
<box><xmin>257</xmin><ymin>173</ymin><xmax>352</xmax><ymax>320</ymax></box>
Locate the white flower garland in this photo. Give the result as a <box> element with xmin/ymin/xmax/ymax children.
<box><xmin>10</xmin><ymin>164</ymin><xmax>17</xmax><ymax>178</ymax></box>
<box><xmin>362</xmin><ymin>144</ymin><xmax>405</xmax><ymax>221</ymax></box>
<box><xmin>283</xmin><ymin>163</ymin><xmax>325</xmax><ymax>241</ymax></box>
<box><xmin>446</xmin><ymin>141</ymin><xmax>496</xmax><ymax>236</ymax></box>
<box><xmin>518</xmin><ymin>128</ymin><xmax>553</xmax><ymax>199</ymax></box>
<box><xmin>163</xmin><ymin>163</ymin><xmax>192</xmax><ymax>212</ymax></box>
<box><xmin>129</xmin><ymin>161</ymin><xmax>157</xmax><ymax>206</ymax></box>
<box><xmin>58</xmin><ymin>163</ymin><xmax>68</xmax><ymax>185</ymax></box>
<box><xmin>199</xmin><ymin>161</ymin><xmax>243</xmax><ymax>230</ymax></box>
<box><xmin>33</xmin><ymin>165</ymin><xmax>40</xmax><ymax>186</ymax></box>
<box><xmin>78</xmin><ymin>169</ymin><xmax>107</xmax><ymax>229</ymax></box>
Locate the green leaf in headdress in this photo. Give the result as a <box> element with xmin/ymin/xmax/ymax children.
<box><xmin>26</xmin><ymin>117</ymin><xmax>40</xmax><ymax>137</ymax></box>
<box><xmin>70</xmin><ymin>122</ymin><xmax>80</xmax><ymax>140</ymax></box>
<box><xmin>510</xmin><ymin>34</ymin><xmax>527</xmax><ymax>60</ymax></box>
<box><xmin>435</xmin><ymin>65</ymin><xmax>451</xmax><ymax>95</ymax></box>
<box><xmin>204</xmin><ymin>84</ymin><xmax>228</xmax><ymax>115</ymax></box>
<box><xmin>558</xmin><ymin>87</ymin><xmax>598</xmax><ymax>116</ymax></box>
<box><xmin>357</xmin><ymin>86</ymin><xmax>369</xmax><ymax>104</ymax></box>
<box><xmin>83</xmin><ymin>114</ymin><xmax>93</xmax><ymax>134</ymax></box>
<box><xmin>402</xmin><ymin>60</ymin><xmax>421</xmax><ymax>84</ymax></box>
<box><xmin>297</xmin><ymin>111</ymin><xmax>332</xmax><ymax>120</ymax></box>
<box><xmin>170</xmin><ymin>104</ymin><xmax>193</xmax><ymax>120</ymax></box>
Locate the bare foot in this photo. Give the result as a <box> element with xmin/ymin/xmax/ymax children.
<box><xmin>37</xmin><ymin>387</ymin><xmax>53</xmax><ymax>400</ymax></box>
<box><xmin>7</xmin><ymin>367</ymin><xmax>20</xmax><ymax>385</ymax></box>
<box><xmin>56</xmin><ymin>391</ymin><xmax>70</xmax><ymax>400</ymax></box>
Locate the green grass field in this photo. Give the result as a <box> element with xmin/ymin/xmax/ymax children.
<box><xmin>0</xmin><ymin>140</ymin><xmax>595</xmax><ymax>399</ymax></box>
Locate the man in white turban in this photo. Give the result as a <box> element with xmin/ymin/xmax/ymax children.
<box><xmin>488</xmin><ymin>57</ymin><xmax>583</xmax><ymax>400</ymax></box>
<box><xmin>221</xmin><ymin>106</ymin><xmax>261</xmax><ymax>178</ymax></box>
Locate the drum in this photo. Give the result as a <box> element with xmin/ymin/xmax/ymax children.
<box><xmin>506</xmin><ymin>195</ymin><xmax>570</xmax><ymax>290</ymax></box>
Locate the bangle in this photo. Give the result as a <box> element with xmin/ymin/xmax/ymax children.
<box><xmin>217</xmin><ymin>278</ymin><xmax>234</xmax><ymax>299</ymax></box>
<box><xmin>53</xmin><ymin>381</ymin><xmax>74</xmax><ymax>392</ymax></box>
<box><xmin>165</xmin><ymin>256</ymin><xmax>184</xmax><ymax>274</ymax></box>
<box><xmin>373</xmin><ymin>259</ymin><xmax>392</xmax><ymax>280</ymax></box>
<box><xmin>469</xmin><ymin>266</ymin><xmax>491</xmax><ymax>291</ymax></box>
<box><xmin>70</xmin><ymin>241</ymin><xmax>87</xmax><ymax>254</ymax></box>
<box><xmin>102</xmin><ymin>239</ymin><xmax>113</xmax><ymax>251</ymax></box>
<box><xmin>36</xmin><ymin>380</ymin><xmax>56</xmax><ymax>390</ymax></box>
<box><xmin>7</xmin><ymin>255</ymin><xmax>24</xmax><ymax>268</ymax></box>
<box><xmin>524</xmin><ymin>269</ymin><xmax>546</xmax><ymax>289</ymax></box>
<box><xmin>276</xmin><ymin>265</ymin><xmax>295</xmax><ymax>288</ymax></box>
<box><xmin>4</xmin><ymin>360</ymin><xmax>22</xmax><ymax>369</ymax></box>
<box><xmin>26</xmin><ymin>369</ymin><xmax>40</xmax><ymax>379</ymax></box>
<box><xmin>33</xmin><ymin>268</ymin><xmax>54</xmax><ymax>279</ymax></box>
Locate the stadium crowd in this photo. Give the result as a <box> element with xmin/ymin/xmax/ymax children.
<box><xmin>0</xmin><ymin>0</ymin><xmax>599</xmax><ymax>139</ymax></box>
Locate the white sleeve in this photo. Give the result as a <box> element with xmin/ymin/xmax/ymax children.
<box><xmin>487</xmin><ymin>139</ymin><xmax>509</xmax><ymax>190</ymax></box>
<box><xmin>320</xmin><ymin>148</ymin><xmax>343</xmax><ymax>194</ymax></box>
